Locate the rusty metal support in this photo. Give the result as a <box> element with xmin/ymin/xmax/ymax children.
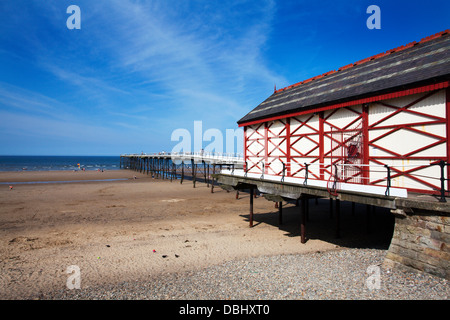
<box><xmin>306</xmin><ymin>197</ymin><xmax>309</xmax><ymax>222</ymax></box>
<box><xmin>301</xmin><ymin>197</ymin><xmax>306</xmax><ymax>243</ymax></box>
<box><xmin>366</xmin><ymin>204</ymin><xmax>372</xmax><ymax>234</ymax></box>
<box><xmin>335</xmin><ymin>198</ymin><xmax>341</xmax><ymax>238</ymax></box>
<box><xmin>211</xmin><ymin>164</ymin><xmax>215</xmax><ymax>193</ymax></box>
<box><xmin>191</xmin><ymin>159</ymin><xmax>196</xmax><ymax>188</ymax></box>
<box><xmin>329</xmin><ymin>198</ymin><xmax>333</xmax><ymax>219</ymax></box>
<box><xmin>180</xmin><ymin>161</ymin><xmax>184</xmax><ymax>184</ymax></box>
<box><xmin>202</xmin><ymin>160</ymin><xmax>207</xmax><ymax>186</ymax></box>
<box><xmin>278</xmin><ymin>201</ymin><xmax>282</xmax><ymax>225</ymax></box>
<box><xmin>249</xmin><ymin>188</ymin><xmax>254</xmax><ymax>228</ymax></box>
<box><xmin>206</xmin><ymin>162</ymin><xmax>209</xmax><ymax>187</ymax></box>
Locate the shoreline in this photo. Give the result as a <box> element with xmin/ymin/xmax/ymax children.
<box><xmin>0</xmin><ymin>169</ymin><xmax>137</xmax><ymax>183</ymax></box>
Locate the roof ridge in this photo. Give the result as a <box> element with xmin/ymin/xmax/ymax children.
<box><xmin>274</xmin><ymin>29</ymin><xmax>449</xmax><ymax>94</ymax></box>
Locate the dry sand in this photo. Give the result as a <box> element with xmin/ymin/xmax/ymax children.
<box><xmin>0</xmin><ymin>170</ymin><xmax>393</xmax><ymax>299</ymax></box>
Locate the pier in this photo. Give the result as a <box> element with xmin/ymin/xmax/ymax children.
<box><xmin>214</xmin><ymin>167</ymin><xmax>450</xmax><ymax>279</ymax></box>
<box><xmin>122</xmin><ymin>152</ymin><xmax>450</xmax><ymax>278</ymax></box>
<box><xmin>120</xmin><ymin>152</ymin><xmax>244</xmax><ymax>190</ymax></box>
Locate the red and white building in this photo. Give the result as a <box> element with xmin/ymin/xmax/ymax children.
<box><xmin>237</xmin><ymin>31</ymin><xmax>450</xmax><ymax>197</ymax></box>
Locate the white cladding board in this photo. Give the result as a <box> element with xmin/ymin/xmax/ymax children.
<box><xmin>244</xmin><ymin>89</ymin><xmax>448</xmax><ymax>193</ymax></box>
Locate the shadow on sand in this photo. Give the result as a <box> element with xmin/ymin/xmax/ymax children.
<box><xmin>238</xmin><ymin>193</ymin><xmax>395</xmax><ymax>250</ymax></box>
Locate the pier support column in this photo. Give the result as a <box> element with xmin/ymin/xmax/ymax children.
<box><xmin>180</xmin><ymin>161</ymin><xmax>184</xmax><ymax>184</ymax></box>
<box><xmin>206</xmin><ymin>163</ymin><xmax>209</xmax><ymax>187</ymax></box>
<box><xmin>249</xmin><ymin>188</ymin><xmax>254</xmax><ymax>228</ymax></box>
<box><xmin>385</xmin><ymin>209</ymin><xmax>450</xmax><ymax>279</ymax></box>
<box><xmin>211</xmin><ymin>164</ymin><xmax>215</xmax><ymax>193</ymax></box>
<box><xmin>329</xmin><ymin>198</ymin><xmax>334</xmax><ymax>219</ymax></box>
<box><xmin>278</xmin><ymin>201</ymin><xmax>282</xmax><ymax>225</ymax></box>
<box><xmin>306</xmin><ymin>197</ymin><xmax>310</xmax><ymax>221</ymax></box>
<box><xmin>301</xmin><ymin>197</ymin><xmax>306</xmax><ymax>243</ymax></box>
<box><xmin>335</xmin><ymin>198</ymin><xmax>341</xmax><ymax>239</ymax></box>
<box><xmin>366</xmin><ymin>204</ymin><xmax>372</xmax><ymax>234</ymax></box>
<box><xmin>202</xmin><ymin>160</ymin><xmax>207</xmax><ymax>186</ymax></box>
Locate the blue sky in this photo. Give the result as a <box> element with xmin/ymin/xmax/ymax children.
<box><xmin>0</xmin><ymin>0</ymin><xmax>449</xmax><ymax>156</ymax></box>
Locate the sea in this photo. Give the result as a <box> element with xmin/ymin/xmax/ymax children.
<box><xmin>0</xmin><ymin>156</ymin><xmax>121</xmax><ymax>172</ymax></box>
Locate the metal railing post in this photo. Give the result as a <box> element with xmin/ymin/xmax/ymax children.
<box><xmin>385</xmin><ymin>164</ymin><xmax>391</xmax><ymax>196</ymax></box>
<box><xmin>332</xmin><ymin>164</ymin><xmax>338</xmax><ymax>193</ymax></box>
<box><xmin>261</xmin><ymin>161</ymin><xmax>264</xmax><ymax>180</ymax></box>
<box><xmin>303</xmin><ymin>163</ymin><xmax>309</xmax><ymax>185</ymax></box>
<box><xmin>439</xmin><ymin>160</ymin><xmax>446</xmax><ymax>203</ymax></box>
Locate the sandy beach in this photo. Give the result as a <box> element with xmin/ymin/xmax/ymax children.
<box><xmin>0</xmin><ymin>169</ymin><xmax>434</xmax><ymax>300</ymax></box>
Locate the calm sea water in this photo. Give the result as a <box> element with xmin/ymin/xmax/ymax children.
<box><xmin>0</xmin><ymin>156</ymin><xmax>121</xmax><ymax>172</ymax></box>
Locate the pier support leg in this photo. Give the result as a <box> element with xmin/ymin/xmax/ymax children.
<box><xmin>278</xmin><ymin>201</ymin><xmax>282</xmax><ymax>225</ymax></box>
<box><xmin>206</xmin><ymin>163</ymin><xmax>209</xmax><ymax>187</ymax></box>
<box><xmin>335</xmin><ymin>199</ymin><xmax>341</xmax><ymax>239</ymax></box>
<box><xmin>301</xmin><ymin>197</ymin><xmax>306</xmax><ymax>243</ymax></box>
<box><xmin>329</xmin><ymin>198</ymin><xmax>333</xmax><ymax>219</ymax></box>
<box><xmin>202</xmin><ymin>160</ymin><xmax>207</xmax><ymax>186</ymax></box>
<box><xmin>211</xmin><ymin>165</ymin><xmax>215</xmax><ymax>193</ymax></box>
<box><xmin>180</xmin><ymin>161</ymin><xmax>184</xmax><ymax>184</ymax></box>
<box><xmin>306</xmin><ymin>197</ymin><xmax>310</xmax><ymax>222</ymax></box>
<box><xmin>191</xmin><ymin>160</ymin><xmax>196</xmax><ymax>188</ymax></box>
<box><xmin>366</xmin><ymin>205</ymin><xmax>372</xmax><ymax>234</ymax></box>
<box><xmin>249</xmin><ymin>188</ymin><xmax>254</xmax><ymax>228</ymax></box>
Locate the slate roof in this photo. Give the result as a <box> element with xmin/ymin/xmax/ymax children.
<box><xmin>238</xmin><ymin>30</ymin><xmax>450</xmax><ymax>126</ymax></box>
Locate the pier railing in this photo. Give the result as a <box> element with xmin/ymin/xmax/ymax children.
<box><xmin>231</xmin><ymin>159</ymin><xmax>449</xmax><ymax>201</ymax></box>
<box><xmin>121</xmin><ymin>152</ymin><xmax>448</xmax><ymax>201</ymax></box>
<box><xmin>120</xmin><ymin>152</ymin><xmax>244</xmax><ymax>190</ymax></box>
<box><xmin>121</xmin><ymin>152</ymin><xmax>244</xmax><ymax>164</ymax></box>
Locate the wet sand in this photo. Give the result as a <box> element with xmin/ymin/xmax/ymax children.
<box><xmin>0</xmin><ymin>170</ymin><xmax>393</xmax><ymax>299</ymax></box>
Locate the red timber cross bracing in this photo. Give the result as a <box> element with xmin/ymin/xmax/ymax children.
<box><xmin>242</xmin><ymin>84</ymin><xmax>450</xmax><ymax>196</ymax></box>
<box><xmin>239</xmin><ymin>30</ymin><xmax>450</xmax><ymax>196</ymax></box>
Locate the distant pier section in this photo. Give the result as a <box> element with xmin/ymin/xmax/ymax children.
<box><xmin>120</xmin><ymin>152</ymin><xmax>244</xmax><ymax>188</ymax></box>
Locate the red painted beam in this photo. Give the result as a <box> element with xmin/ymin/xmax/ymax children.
<box><xmin>446</xmin><ymin>87</ymin><xmax>450</xmax><ymax>191</ymax></box>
